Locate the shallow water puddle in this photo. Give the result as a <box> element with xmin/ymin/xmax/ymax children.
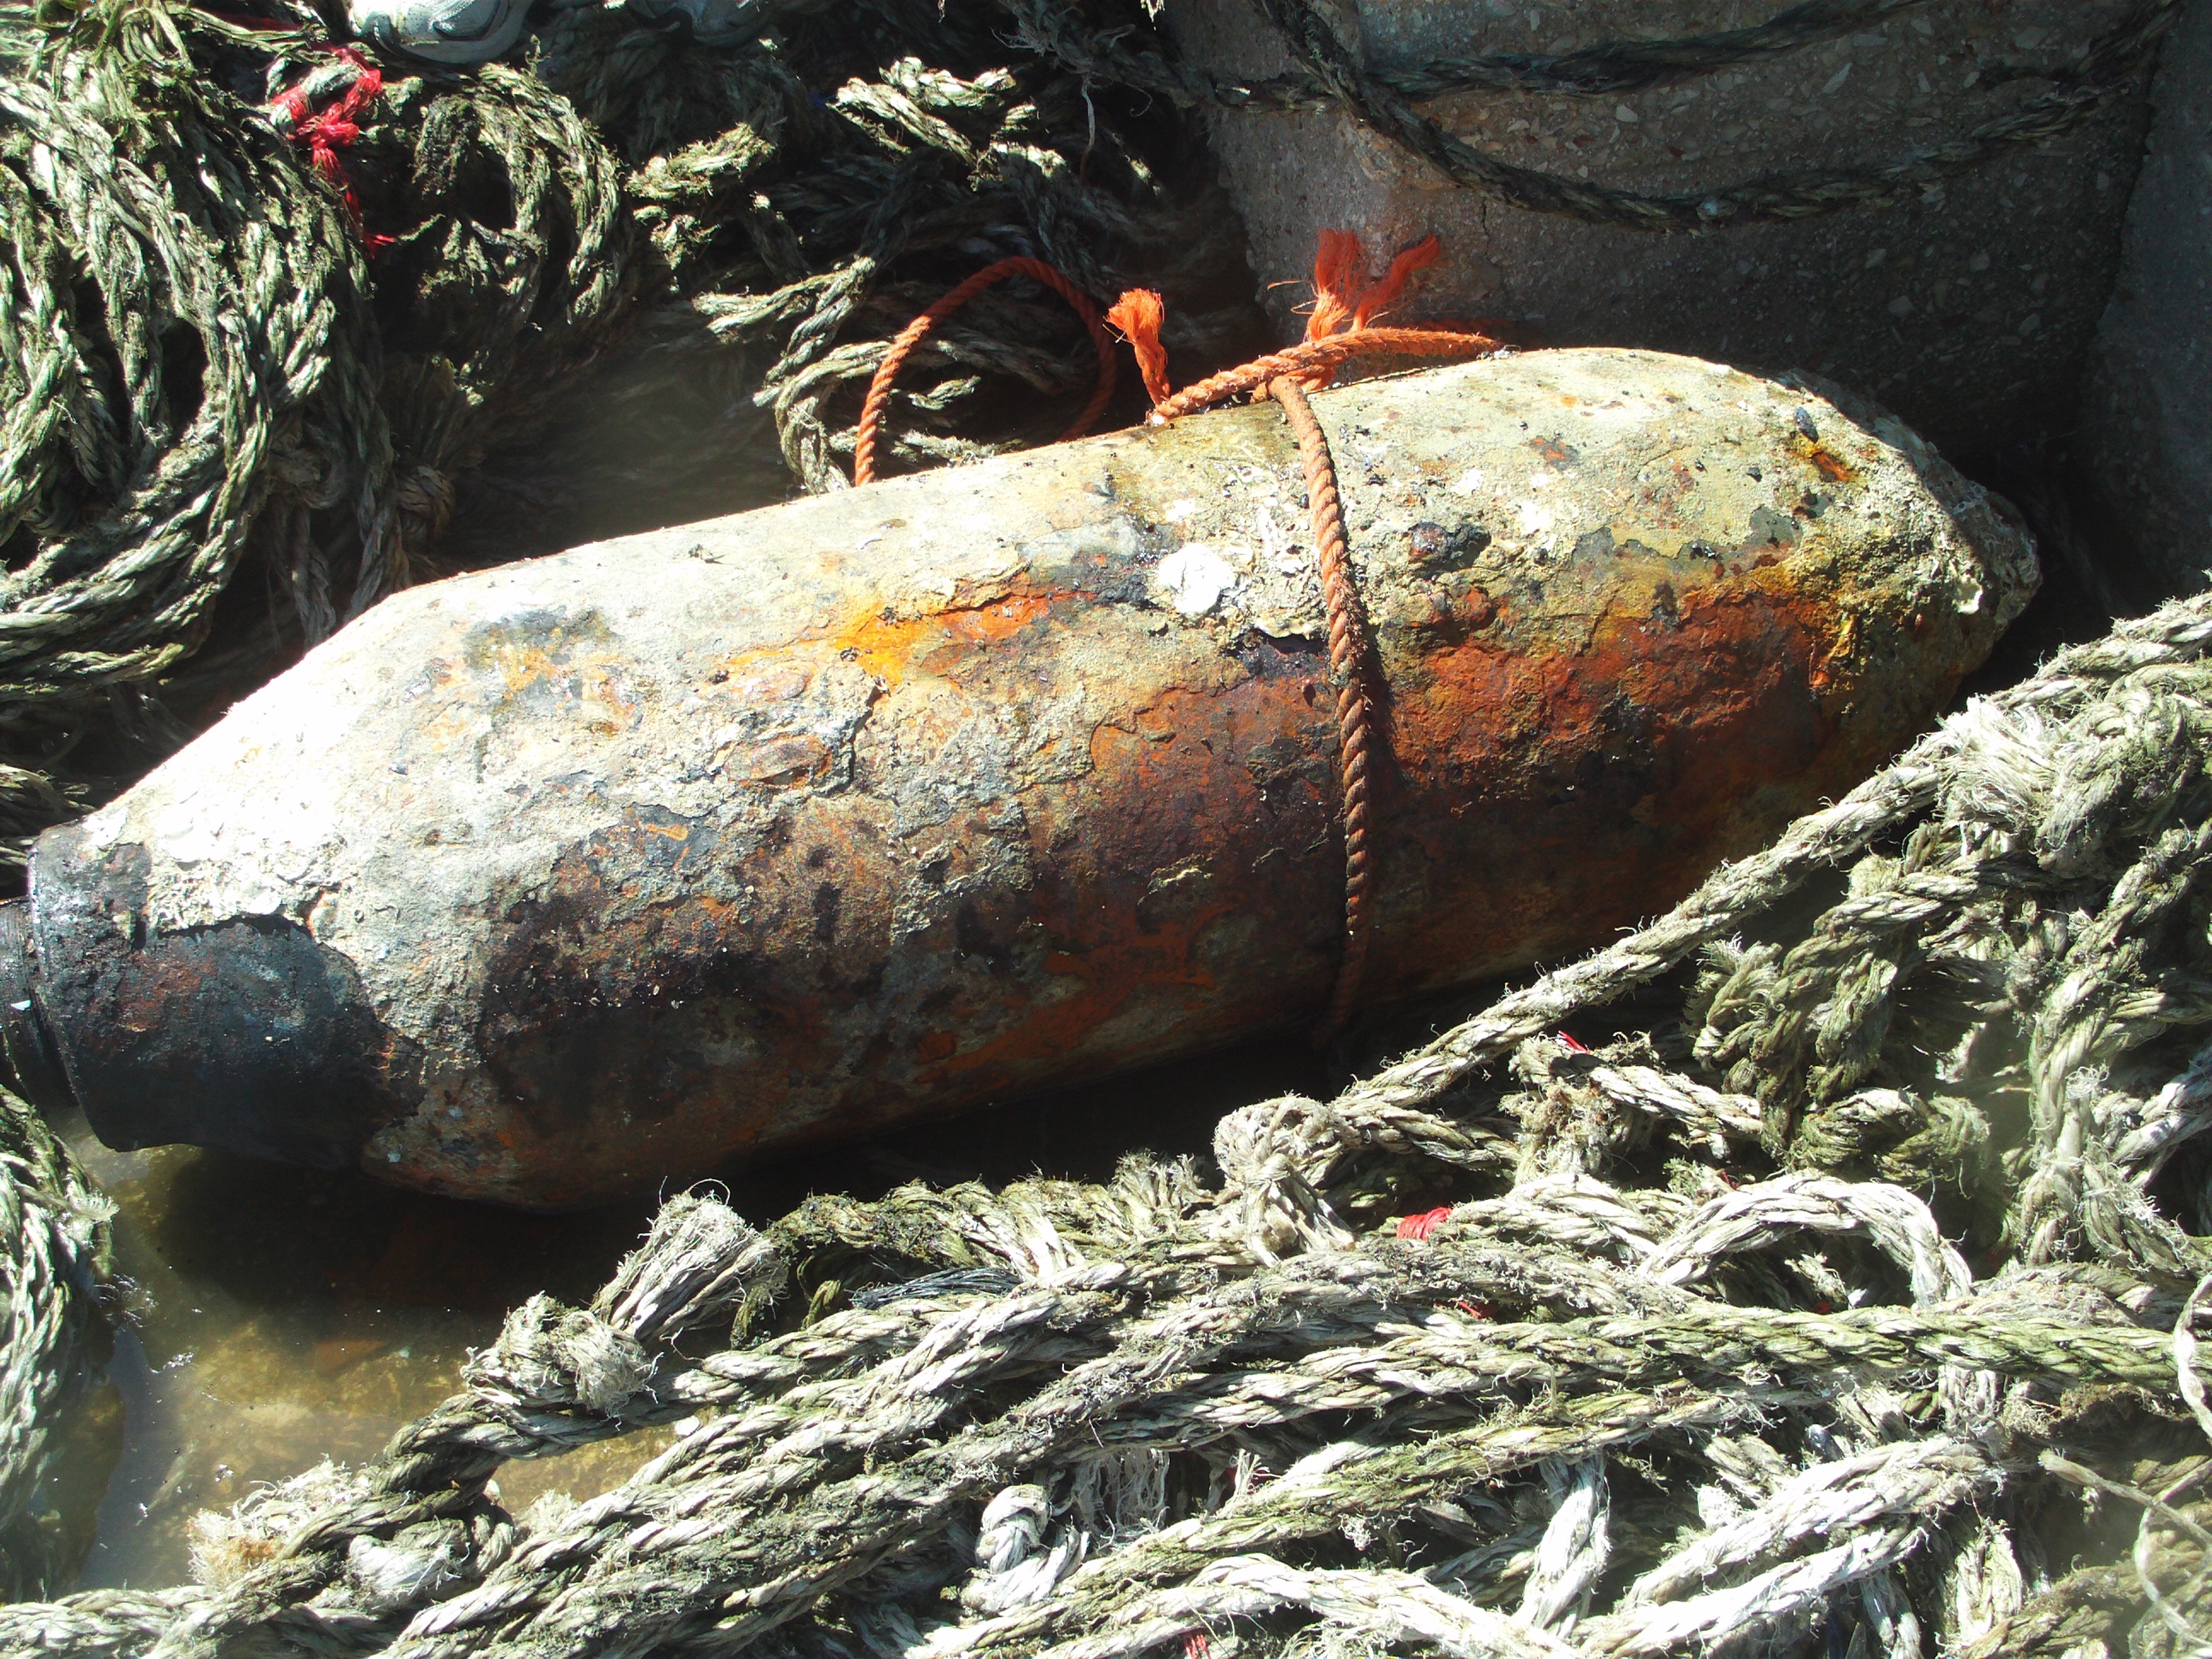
<box><xmin>45</xmin><ymin>1035</ymin><xmax>1304</xmax><ymax>1592</ymax></box>
<box><xmin>53</xmin><ymin>1113</ymin><xmax>667</xmax><ymax>1588</ymax></box>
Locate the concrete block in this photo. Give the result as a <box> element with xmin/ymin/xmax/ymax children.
<box><xmin>1169</xmin><ymin>0</ymin><xmax>2158</xmax><ymax>460</ymax></box>
<box><xmin>2083</xmin><ymin>0</ymin><xmax>2212</xmax><ymax>592</ymax></box>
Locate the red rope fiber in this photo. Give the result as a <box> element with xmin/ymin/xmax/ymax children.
<box><xmin>272</xmin><ymin>48</ymin><xmax>391</xmax><ymax>254</ymax></box>
<box><xmin>870</xmin><ymin>233</ymin><xmax>1504</xmax><ymax>1038</ymax></box>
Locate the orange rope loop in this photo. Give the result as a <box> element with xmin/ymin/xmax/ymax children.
<box><xmin>1152</xmin><ymin>327</ymin><xmax>1501</xmax><ymax>422</ymax></box>
<box><xmin>1103</xmin><ymin>232</ymin><xmax>1499</xmax><ymax>1040</ymax></box>
<box><xmin>868</xmin><ymin>232</ymin><xmax>1501</xmax><ymax>1037</ymax></box>
<box><xmin>853</xmin><ymin>257</ymin><xmax>1118</xmax><ymax>487</ymax></box>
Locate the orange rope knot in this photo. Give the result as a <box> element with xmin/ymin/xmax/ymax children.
<box><xmin>268</xmin><ymin>46</ymin><xmax>391</xmax><ymax>253</ymax></box>
<box><xmin>1104</xmin><ymin>229</ymin><xmax>1497</xmax><ymax>422</ymax></box>
<box><xmin>1099</xmin><ymin>232</ymin><xmax>1502</xmax><ymax>1039</ymax></box>
<box><xmin>852</xmin><ymin>257</ymin><xmax>1118</xmax><ymax>487</ymax></box>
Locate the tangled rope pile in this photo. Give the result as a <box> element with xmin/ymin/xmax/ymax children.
<box><xmin>0</xmin><ymin>0</ymin><xmax>1249</xmax><ymax>861</ymax></box>
<box><xmin>0</xmin><ymin>0</ymin><xmax>632</xmax><ymax>853</ymax></box>
<box><xmin>524</xmin><ymin>0</ymin><xmax>1253</xmax><ymax>501</ymax></box>
<box><xmin>11</xmin><ymin>579</ymin><xmax>2212</xmax><ymax>1655</ymax></box>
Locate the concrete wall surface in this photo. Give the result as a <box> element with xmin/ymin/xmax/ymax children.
<box><xmin>2084</xmin><ymin>0</ymin><xmax>2212</xmax><ymax>593</ymax></box>
<box><xmin>1170</xmin><ymin>0</ymin><xmax>2157</xmax><ymax>460</ymax></box>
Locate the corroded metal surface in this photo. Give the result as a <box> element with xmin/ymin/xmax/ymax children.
<box><xmin>12</xmin><ymin>350</ymin><xmax>2036</xmax><ymax>1206</ymax></box>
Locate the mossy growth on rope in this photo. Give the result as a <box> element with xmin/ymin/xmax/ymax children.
<box><xmin>0</xmin><ymin>0</ymin><xmax>1250</xmax><ymax>867</ymax></box>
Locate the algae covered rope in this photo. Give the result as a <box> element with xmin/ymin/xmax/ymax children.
<box><xmin>0</xmin><ymin>1085</ymin><xmax>110</xmax><ymax>1602</ymax></box>
<box><xmin>15</xmin><ymin>588</ymin><xmax>2212</xmax><ymax>1653</ymax></box>
<box><xmin>0</xmin><ymin>14</ymin><xmax>395</xmax><ymax>707</ymax></box>
<box><xmin>530</xmin><ymin>0</ymin><xmax>1254</xmax><ymax>501</ymax></box>
<box><xmin>0</xmin><ymin>0</ymin><xmax>1233</xmax><ymax>860</ymax></box>
<box><xmin>0</xmin><ymin>0</ymin><xmax>632</xmax><ymax>857</ymax></box>
<box><xmin>852</xmin><ymin>256</ymin><xmax>1118</xmax><ymax>486</ymax></box>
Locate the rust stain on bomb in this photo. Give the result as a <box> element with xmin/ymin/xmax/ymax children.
<box><xmin>0</xmin><ymin>351</ymin><xmax>2038</xmax><ymax>1207</ymax></box>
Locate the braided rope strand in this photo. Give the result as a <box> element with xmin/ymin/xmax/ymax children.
<box><xmin>1268</xmin><ymin>375</ymin><xmax>1374</xmax><ymax>1042</ymax></box>
<box><xmin>16</xmin><ymin>590</ymin><xmax>2212</xmax><ymax>1659</ymax></box>
<box><xmin>1151</xmin><ymin>326</ymin><xmax>1501</xmax><ymax>421</ymax></box>
<box><xmin>854</xmin><ymin>257</ymin><xmax>1118</xmax><ymax>487</ymax></box>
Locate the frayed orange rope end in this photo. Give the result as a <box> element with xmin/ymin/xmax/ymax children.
<box><xmin>1352</xmin><ymin>234</ymin><xmax>1441</xmax><ymax>330</ymax></box>
<box><xmin>1306</xmin><ymin>228</ymin><xmax>1366</xmax><ymax>344</ymax></box>
<box><xmin>1106</xmin><ymin>288</ymin><xmax>1172</xmax><ymax>409</ymax></box>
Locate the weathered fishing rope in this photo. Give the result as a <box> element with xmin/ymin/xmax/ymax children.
<box><xmin>1011</xmin><ymin>0</ymin><xmax>2186</xmax><ymax>230</ymax></box>
<box><xmin>1263</xmin><ymin>373</ymin><xmax>1374</xmax><ymax>1042</ymax></box>
<box><xmin>0</xmin><ymin>0</ymin><xmax>1245</xmax><ymax>863</ymax></box>
<box><xmin>852</xmin><ymin>259</ymin><xmax>1118</xmax><ymax>487</ymax></box>
<box><xmin>528</xmin><ymin>0</ymin><xmax>1253</xmax><ymax>500</ymax></box>
<box><xmin>13</xmin><ymin>585</ymin><xmax>2212</xmax><ymax>1655</ymax></box>
<box><xmin>0</xmin><ymin>1086</ymin><xmax>110</xmax><ymax>1602</ymax></box>
<box><xmin>0</xmin><ymin>11</ymin><xmax>391</xmax><ymax>769</ymax></box>
<box><xmin>866</xmin><ymin>238</ymin><xmax>1485</xmax><ymax>1032</ymax></box>
<box><xmin>0</xmin><ymin>0</ymin><xmax>632</xmax><ymax>856</ymax></box>
<box><xmin>1100</xmin><ymin>244</ymin><xmax>1501</xmax><ymax>1042</ymax></box>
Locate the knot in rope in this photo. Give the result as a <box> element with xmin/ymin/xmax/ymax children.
<box><xmin>1101</xmin><ymin>232</ymin><xmax>1503</xmax><ymax>1036</ymax></box>
<box><xmin>1103</xmin><ymin>229</ymin><xmax>1494</xmax><ymax>420</ymax></box>
<box><xmin>268</xmin><ymin>46</ymin><xmax>389</xmax><ymax>250</ymax></box>
<box><xmin>853</xmin><ymin>256</ymin><xmax>1118</xmax><ymax>487</ymax></box>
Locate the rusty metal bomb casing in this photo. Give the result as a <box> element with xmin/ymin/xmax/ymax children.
<box><xmin>1</xmin><ymin>351</ymin><xmax>2036</xmax><ymax>1207</ymax></box>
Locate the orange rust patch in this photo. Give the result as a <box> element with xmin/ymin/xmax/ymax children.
<box><xmin>1380</xmin><ymin>575</ymin><xmax>1834</xmax><ymax>984</ymax></box>
<box><xmin>900</xmin><ymin>677</ymin><xmax>1331</xmax><ymax>1085</ymax></box>
<box><xmin>831</xmin><ymin>592</ymin><xmax>1053</xmax><ymax>686</ymax></box>
<box><xmin>471</xmin><ymin>635</ymin><xmax>638</xmax><ymax>733</ymax></box>
<box><xmin>1792</xmin><ymin>434</ymin><xmax>1859</xmax><ymax>483</ymax></box>
<box><xmin>916</xmin><ymin>897</ymin><xmax>1237</xmax><ymax>1086</ymax></box>
<box><xmin>722</xmin><ymin>731</ymin><xmax>836</xmax><ymax>787</ymax></box>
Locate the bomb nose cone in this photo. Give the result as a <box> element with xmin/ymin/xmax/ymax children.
<box><xmin>0</xmin><ymin>899</ymin><xmax>73</xmax><ymax>1114</ymax></box>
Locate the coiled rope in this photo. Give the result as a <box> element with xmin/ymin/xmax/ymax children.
<box><xmin>0</xmin><ymin>1087</ymin><xmax>109</xmax><ymax>1602</ymax></box>
<box><xmin>853</xmin><ymin>258</ymin><xmax>1117</xmax><ymax>487</ymax></box>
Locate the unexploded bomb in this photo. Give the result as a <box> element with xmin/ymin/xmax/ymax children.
<box><xmin>0</xmin><ymin>351</ymin><xmax>2036</xmax><ymax>1206</ymax></box>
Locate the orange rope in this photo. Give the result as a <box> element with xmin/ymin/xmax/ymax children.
<box><xmin>1270</xmin><ymin>374</ymin><xmax>1376</xmax><ymax>1040</ymax></box>
<box><xmin>1152</xmin><ymin>327</ymin><xmax>1501</xmax><ymax>421</ymax></box>
<box><xmin>1103</xmin><ymin>289</ymin><xmax>1172</xmax><ymax>407</ymax></box>
<box><xmin>1103</xmin><ymin>244</ymin><xmax>1499</xmax><ymax>1041</ymax></box>
<box><xmin>853</xmin><ymin>257</ymin><xmax>1118</xmax><ymax>487</ymax></box>
<box><xmin>866</xmin><ymin>233</ymin><xmax>1503</xmax><ymax>1038</ymax></box>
